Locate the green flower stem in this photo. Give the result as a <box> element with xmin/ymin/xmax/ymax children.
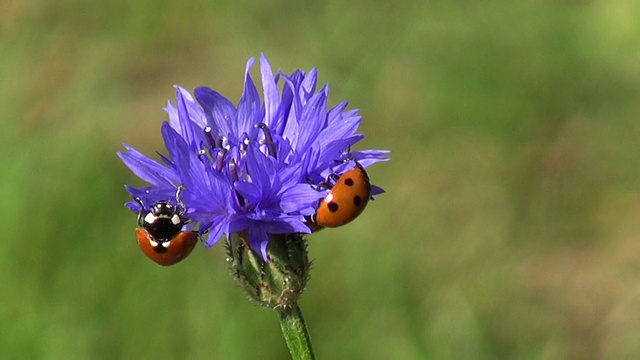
<box><xmin>278</xmin><ymin>304</ymin><xmax>315</xmax><ymax>360</ymax></box>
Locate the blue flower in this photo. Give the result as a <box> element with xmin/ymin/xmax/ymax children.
<box><xmin>118</xmin><ymin>54</ymin><xmax>388</xmax><ymax>260</ymax></box>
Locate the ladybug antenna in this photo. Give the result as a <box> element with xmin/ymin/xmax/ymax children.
<box><xmin>333</xmin><ymin>145</ymin><xmax>355</xmax><ymax>164</ymax></box>
<box><xmin>345</xmin><ymin>145</ymin><xmax>354</xmax><ymax>159</ymax></box>
<box><xmin>134</xmin><ymin>197</ymin><xmax>145</xmax><ymax>226</ymax></box>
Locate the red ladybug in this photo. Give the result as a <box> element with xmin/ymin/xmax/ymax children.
<box><xmin>135</xmin><ymin>187</ymin><xmax>197</xmax><ymax>266</ymax></box>
<box><xmin>312</xmin><ymin>161</ymin><xmax>371</xmax><ymax>229</ymax></box>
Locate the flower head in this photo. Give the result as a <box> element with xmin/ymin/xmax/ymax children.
<box><xmin>118</xmin><ymin>54</ymin><xmax>388</xmax><ymax>260</ymax></box>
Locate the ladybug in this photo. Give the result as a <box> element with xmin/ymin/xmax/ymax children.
<box><xmin>134</xmin><ymin>187</ymin><xmax>197</xmax><ymax>266</ymax></box>
<box><xmin>312</xmin><ymin>161</ymin><xmax>371</xmax><ymax>228</ymax></box>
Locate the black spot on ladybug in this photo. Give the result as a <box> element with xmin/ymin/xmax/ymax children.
<box><xmin>344</xmin><ymin>178</ymin><xmax>355</xmax><ymax>186</ymax></box>
<box><xmin>353</xmin><ymin>196</ymin><xmax>362</xmax><ymax>206</ymax></box>
<box><xmin>328</xmin><ymin>202</ymin><xmax>339</xmax><ymax>213</ymax></box>
<box><xmin>153</xmin><ymin>245</ymin><xmax>169</xmax><ymax>254</ymax></box>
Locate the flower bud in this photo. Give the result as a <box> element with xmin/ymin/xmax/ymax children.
<box><xmin>226</xmin><ymin>231</ymin><xmax>310</xmax><ymax>309</ymax></box>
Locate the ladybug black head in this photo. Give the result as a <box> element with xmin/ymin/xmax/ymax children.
<box><xmin>134</xmin><ymin>185</ymin><xmax>191</xmax><ymax>243</ymax></box>
<box><xmin>136</xmin><ymin>200</ymin><xmax>189</xmax><ymax>242</ymax></box>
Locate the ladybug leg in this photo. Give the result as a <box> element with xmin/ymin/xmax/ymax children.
<box><xmin>310</xmin><ymin>178</ymin><xmax>335</xmax><ymax>192</ymax></box>
<box><xmin>175</xmin><ymin>185</ymin><xmax>186</xmax><ymax>211</ymax></box>
<box><xmin>318</xmin><ymin>173</ymin><xmax>340</xmax><ymax>190</ymax></box>
<box><xmin>307</xmin><ymin>171</ymin><xmax>339</xmax><ymax>192</ymax></box>
<box><xmin>174</xmin><ymin>185</ymin><xmax>191</xmax><ymax>225</ymax></box>
<box><xmin>307</xmin><ymin>176</ymin><xmax>329</xmax><ymax>192</ymax></box>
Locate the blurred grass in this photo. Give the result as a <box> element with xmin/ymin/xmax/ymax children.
<box><xmin>2</xmin><ymin>0</ymin><xmax>640</xmax><ymax>359</ymax></box>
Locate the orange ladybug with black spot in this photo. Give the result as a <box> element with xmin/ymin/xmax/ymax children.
<box><xmin>311</xmin><ymin>161</ymin><xmax>371</xmax><ymax>229</ymax></box>
<box><xmin>134</xmin><ymin>187</ymin><xmax>198</xmax><ymax>266</ymax></box>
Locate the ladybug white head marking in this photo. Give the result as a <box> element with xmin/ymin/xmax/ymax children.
<box><xmin>144</xmin><ymin>212</ymin><xmax>157</xmax><ymax>225</ymax></box>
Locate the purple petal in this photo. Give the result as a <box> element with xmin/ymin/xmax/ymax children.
<box><xmin>237</xmin><ymin>57</ymin><xmax>261</xmax><ymax>135</ymax></box>
<box><xmin>279</xmin><ymin>183</ymin><xmax>325</xmax><ymax>213</ymax></box>
<box><xmin>326</xmin><ymin>101</ymin><xmax>349</xmax><ymax>124</ymax></box>
<box><xmin>235</xmin><ymin>180</ymin><xmax>261</xmax><ymax>205</ymax></box>
<box><xmin>315</xmin><ymin>135</ymin><xmax>364</xmax><ymax>167</ymax></box>
<box><xmin>371</xmin><ymin>184</ymin><xmax>385</xmax><ymax>196</ymax></box>
<box><xmin>164</xmin><ymin>100</ymin><xmax>180</xmax><ymax>131</ymax></box>
<box><xmin>249</xmin><ymin>226</ymin><xmax>270</xmax><ymax>261</ymax></box>
<box><xmin>161</xmin><ymin>122</ymin><xmax>209</xmax><ymax>193</ymax></box>
<box><xmin>263</xmin><ymin>216</ymin><xmax>310</xmax><ymax>234</ymax></box>
<box><xmin>202</xmin><ymin>216</ymin><xmax>228</xmax><ymax>247</ymax></box>
<box><xmin>281</xmin><ymin>76</ymin><xmax>302</xmax><ymax>145</ymax></box>
<box><xmin>295</xmin><ymin>87</ymin><xmax>328</xmax><ymax>154</ymax></box>
<box><xmin>245</xmin><ymin>146</ymin><xmax>279</xmax><ymax>202</ymax></box>
<box><xmin>300</xmin><ymin>68</ymin><xmax>318</xmax><ymax>101</ymax></box>
<box><xmin>194</xmin><ymin>86</ymin><xmax>236</xmax><ymax>139</ymax></box>
<box><xmin>228</xmin><ymin>215</ymin><xmax>251</xmax><ymax>234</ymax></box>
<box><xmin>175</xmin><ymin>87</ymin><xmax>202</xmax><ymax>150</ymax></box>
<box><xmin>314</xmin><ymin>116</ymin><xmax>362</xmax><ymax>150</ymax></box>
<box><xmin>260</xmin><ymin>54</ymin><xmax>280</xmax><ymax>128</ymax></box>
<box><xmin>118</xmin><ymin>145</ymin><xmax>176</xmax><ymax>187</ymax></box>
<box><xmin>358</xmin><ymin>158</ymin><xmax>389</xmax><ymax>168</ymax></box>
<box><xmin>351</xmin><ymin>149</ymin><xmax>391</xmax><ymax>159</ymax></box>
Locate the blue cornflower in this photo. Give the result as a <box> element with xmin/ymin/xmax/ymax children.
<box><xmin>118</xmin><ymin>54</ymin><xmax>388</xmax><ymax>260</ymax></box>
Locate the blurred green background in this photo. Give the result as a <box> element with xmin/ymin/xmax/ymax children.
<box><xmin>3</xmin><ymin>0</ymin><xmax>640</xmax><ymax>359</ymax></box>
